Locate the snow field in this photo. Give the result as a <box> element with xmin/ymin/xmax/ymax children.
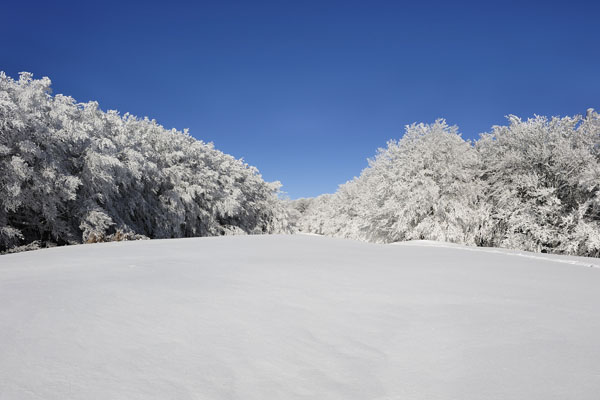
<box><xmin>1</xmin><ymin>235</ymin><xmax>599</xmax><ymax>399</ymax></box>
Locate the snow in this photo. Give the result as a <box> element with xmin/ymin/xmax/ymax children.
<box><xmin>394</xmin><ymin>239</ymin><xmax>600</xmax><ymax>269</ymax></box>
<box><xmin>1</xmin><ymin>235</ymin><xmax>600</xmax><ymax>399</ymax></box>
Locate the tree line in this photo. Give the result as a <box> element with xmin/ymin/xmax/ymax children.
<box><xmin>2</xmin><ymin>71</ymin><xmax>599</xmax><ymax>257</ymax></box>
<box><xmin>0</xmin><ymin>72</ymin><xmax>290</xmax><ymax>253</ymax></box>
<box><xmin>291</xmin><ymin>111</ymin><xmax>600</xmax><ymax>257</ymax></box>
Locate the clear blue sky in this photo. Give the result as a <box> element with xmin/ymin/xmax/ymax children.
<box><xmin>2</xmin><ymin>0</ymin><xmax>599</xmax><ymax>198</ymax></box>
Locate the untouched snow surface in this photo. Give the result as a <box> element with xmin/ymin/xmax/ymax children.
<box><xmin>1</xmin><ymin>235</ymin><xmax>600</xmax><ymax>399</ymax></box>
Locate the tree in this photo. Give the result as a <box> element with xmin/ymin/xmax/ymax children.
<box><xmin>478</xmin><ymin>111</ymin><xmax>600</xmax><ymax>255</ymax></box>
<box><xmin>0</xmin><ymin>72</ymin><xmax>291</xmax><ymax>253</ymax></box>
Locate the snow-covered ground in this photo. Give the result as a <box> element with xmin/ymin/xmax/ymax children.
<box><xmin>1</xmin><ymin>235</ymin><xmax>599</xmax><ymax>400</ymax></box>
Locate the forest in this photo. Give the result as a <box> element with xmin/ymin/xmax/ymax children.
<box><xmin>291</xmin><ymin>113</ymin><xmax>600</xmax><ymax>257</ymax></box>
<box><xmin>2</xmin><ymin>72</ymin><xmax>600</xmax><ymax>256</ymax></box>
<box><xmin>0</xmin><ymin>72</ymin><xmax>290</xmax><ymax>253</ymax></box>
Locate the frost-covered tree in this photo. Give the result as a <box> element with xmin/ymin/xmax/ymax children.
<box><xmin>0</xmin><ymin>72</ymin><xmax>291</xmax><ymax>253</ymax></box>
<box><xmin>295</xmin><ymin>113</ymin><xmax>600</xmax><ymax>257</ymax></box>
<box><xmin>295</xmin><ymin>120</ymin><xmax>485</xmax><ymax>244</ymax></box>
<box><xmin>3</xmin><ymin>71</ymin><xmax>599</xmax><ymax>257</ymax></box>
<box><xmin>359</xmin><ymin>120</ymin><xmax>486</xmax><ymax>244</ymax></box>
<box><xmin>0</xmin><ymin>73</ymin><xmax>82</xmax><ymax>249</ymax></box>
<box><xmin>477</xmin><ymin>111</ymin><xmax>600</xmax><ymax>255</ymax></box>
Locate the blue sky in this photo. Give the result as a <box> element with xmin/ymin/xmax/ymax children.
<box><xmin>2</xmin><ymin>0</ymin><xmax>599</xmax><ymax>198</ymax></box>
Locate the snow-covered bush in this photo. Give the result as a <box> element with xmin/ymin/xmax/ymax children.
<box><xmin>0</xmin><ymin>72</ymin><xmax>291</xmax><ymax>253</ymax></box>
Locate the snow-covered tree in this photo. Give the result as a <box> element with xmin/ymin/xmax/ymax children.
<box><xmin>3</xmin><ymin>71</ymin><xmax>599</xmax><ymax>257</ymax></box>
<box><xmin>294</xmin><ymin>120</ymin><xmax>485</xmax><ymax>244</ymax></box>
<box><xmin>477</xmin><ymin>111</ymin><xmax>600</xmax><ymax>255</ymax></box>
<box><xmin>0</xmin><ymin>72</ymin><xmax>291</xmax><ymax>253</ymax></box>
<box><xmin>359</xmin><ymin>120</ymin><xmax>486</xmax><ymax>244</ymax></box>
<box><xmin>296</xmin><ymin>113</ymin><xmax>600</xmax><ymax>257</ymax></box>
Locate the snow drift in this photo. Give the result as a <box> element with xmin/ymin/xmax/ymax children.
<box><xmin>1</xmin><ymin>235</ymin><xmax>599</xmax><ymax>399</ymax></box>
